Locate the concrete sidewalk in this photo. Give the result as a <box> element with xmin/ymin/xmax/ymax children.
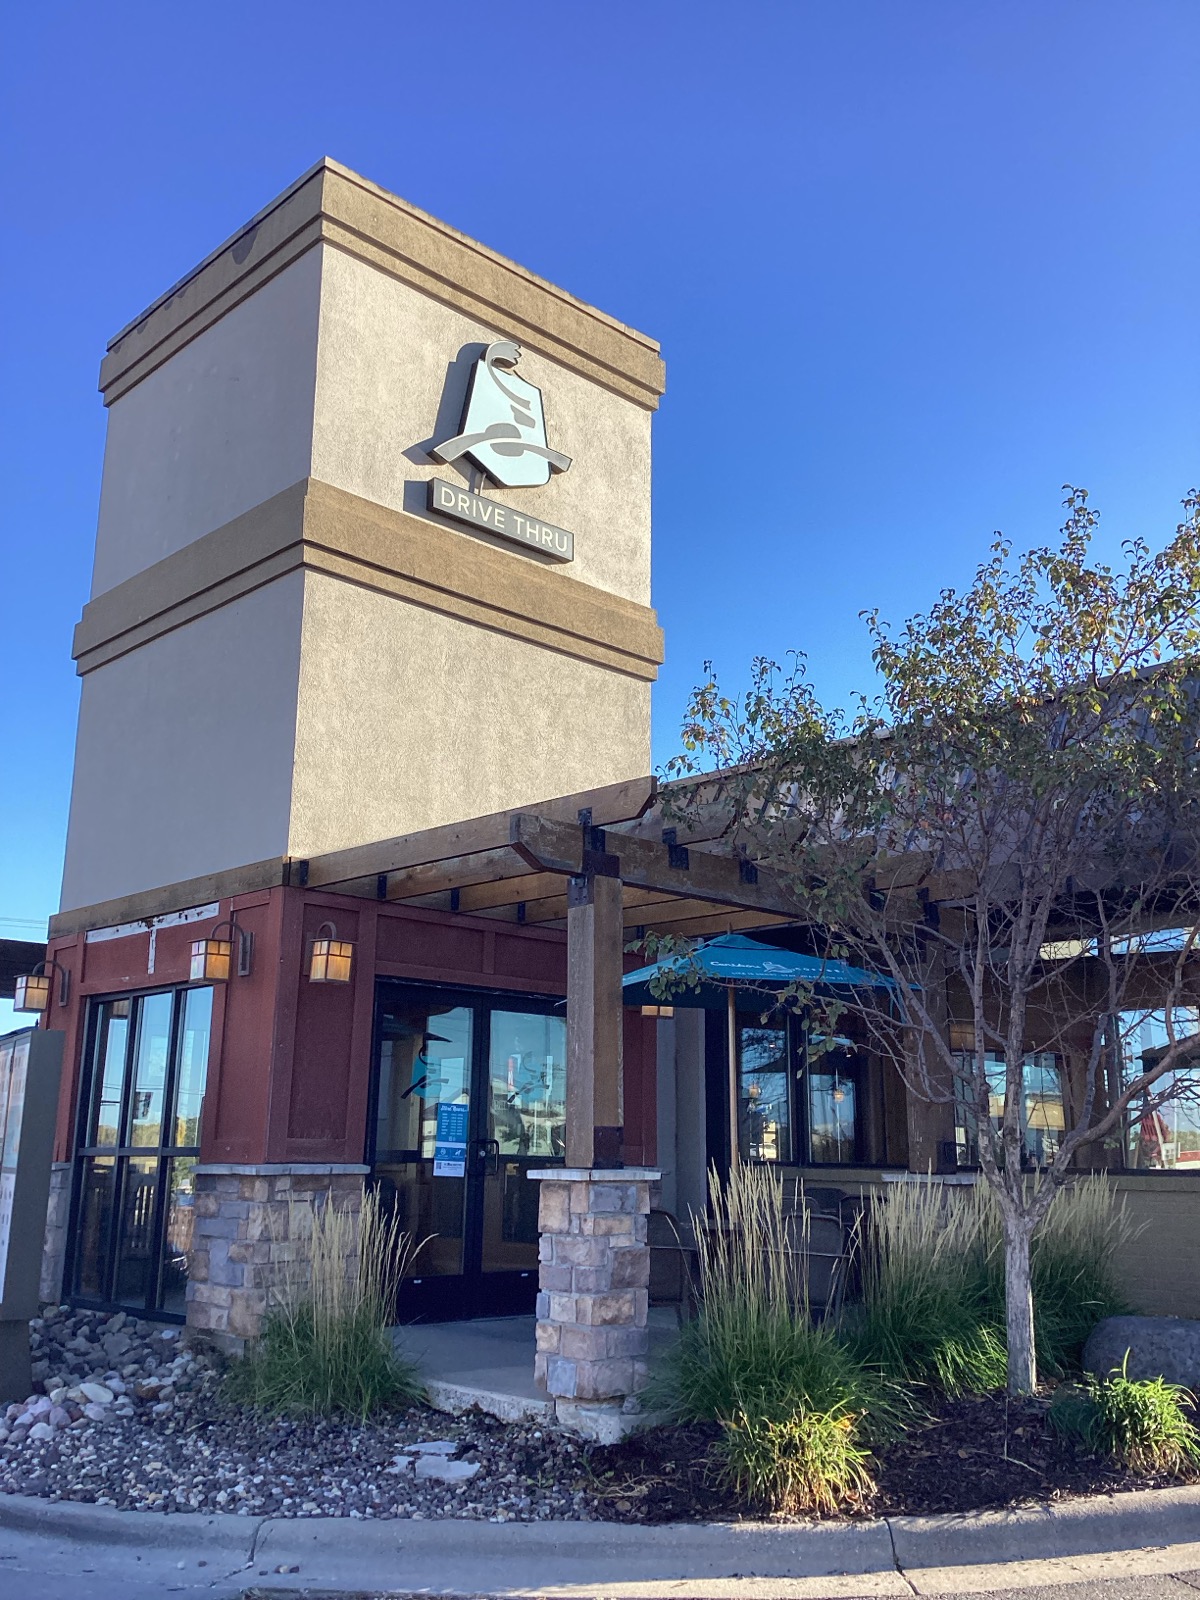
<box><xmin>3</xmin><ymin>1487</ymin><xmax>1200</xmax><ymax>1598</ymax></box>
<box><xmin>391</xmin><ymin>1313</ymin><xmax>678</xmax><ymax>1427</ymax></box>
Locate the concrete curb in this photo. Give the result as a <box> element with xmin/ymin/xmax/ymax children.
<box><xmin>2</xmin><ymin>1484</ymin><xmax>1199</xmax><ymax>1590</ymax></box>
<box><xmin>888</xmin><ymin>1483</ymin><xmax>1200</xmax><ymax>1569</ymax></box>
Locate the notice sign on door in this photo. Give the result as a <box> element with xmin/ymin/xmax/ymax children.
<box><xmin>433</xmin><ymin>1101</ymin><xmax>468</xmax><ymax>1178</ymax></box>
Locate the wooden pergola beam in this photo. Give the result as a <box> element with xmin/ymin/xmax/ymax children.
<box><xmin>509</xmin><ymin>814</ymin><xmax>804</xmax><ymax>919</ymax></box>
<box><xmin>302</xmin><ymin>776</ymin><xmax>657</xmax><ymax>890</ymax></box>
<box><xmin>641</xmin><ymin>909</ymin><xmax>791</xmax><ymax>939</ymax></box>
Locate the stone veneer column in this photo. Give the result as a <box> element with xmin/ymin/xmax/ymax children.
<box><xmin>39</xmin><ymin>1162</ymin><xmax>73</xmax><ymax>1305</ymax></box>
<box><xmin>529</xmin><ymin>1167</ymin><xmax>660</xmax><ymax>1439</ymax></box>
<box><xmin>188</xmin><ymin>1164</ymin><xmax>368</xmax><ymax>1349</ymax></box>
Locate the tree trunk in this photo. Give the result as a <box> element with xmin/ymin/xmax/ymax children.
<box><xmin>1003</xmin><ymin>1213</ymin><xmax>1037</xmax><ymax>1395</ymax></box>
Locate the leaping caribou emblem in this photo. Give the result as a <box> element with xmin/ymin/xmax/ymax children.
<box><xmin>431</xmin><ymin>341</ymin><xmax>572</xmax><ymax>490</ymax></box>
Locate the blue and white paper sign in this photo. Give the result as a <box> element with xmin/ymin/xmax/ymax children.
<box><xmin>433</xmin><ymin>1100</ymin><xmax>468</xmax><ymax>1178</ymax></box>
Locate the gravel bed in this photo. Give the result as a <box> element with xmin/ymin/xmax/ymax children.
<box><xmin>0</xmin><ymin>1307</ymin><xmax>597</xmax><ymax>1521</ymax></box>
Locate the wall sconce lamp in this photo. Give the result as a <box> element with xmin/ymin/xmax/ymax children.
<box><xmin>13</xmin><ymin>959</ymin><xmax>70</xmax><ymax>1012</ymax></box>
<box><xmin>308</xmin><ymin>921</ymin><xmax>354</xmax><ymax>984</ymax></box>
<box><xmin>189</xmin><ymin>917</ymin><xmax>254</xmax><ymax>983</ymax></box>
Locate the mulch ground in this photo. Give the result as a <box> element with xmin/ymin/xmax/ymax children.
<box><xmin>583</xmin><ymin>1392</ymin><xmax>1200</xmax><ymax>1523</ymax></box>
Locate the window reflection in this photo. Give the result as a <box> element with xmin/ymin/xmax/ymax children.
<box><xmin>488</xmin><ymin>1011</ymin><xmax>566</xmax><ymax>1159</ymax></box>
<box><xmin>375</xmin><ymin>1005</ymin><xmax>472</xmax><ymax>1160</ymax></box>
<box><xmin>89</xmin><ymin>1001</ymin><xmax>129</xmax><ymax>1146</ymax></box>
<box><xmin>129</xmin><ymin>992</ymin><xmax>172</xmax><ymax>1148</ymax></box>
<box><xmin>174</xmin><ymin>988</ymin><xmax>212</xmax><ymax>1146</ymax></box>
<box><xmin>737</xmin><ymin>1023</ymin><xmax>791</xmax><ymax>1163</ymax></box>
<box><xmin>1122</xmin><ymin>1009</ymin><xmax>1200</xmax><ymax>1170</ymax></box>
<box><xmin>953</xmin><ymin>1052</ymin><xmax>1064</xmax><ymax>1167</ymax></box>
<box><xmin>808</xmin><ymin>1063</ymin><xmax>859</xmax><ymax>1164</ymax></box>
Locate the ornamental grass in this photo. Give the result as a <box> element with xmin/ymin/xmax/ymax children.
<box><xmin>653</xmin><ymin>1163</ymin><xmax>885</xmax><ymax>1514</ymax></box>
<box><xmin>225</xmin><ymin>1187</ymin><xmax>424</xmax><ymax>1419</ymax></box>
<box><xmin>1049</xmin><ymin>1355</ymin><xmax>1200</xmax><ymax>1474</ymax></box>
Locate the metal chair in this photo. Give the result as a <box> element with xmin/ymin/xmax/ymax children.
<box><xmin>647</xmin><ymin>1206</ymin><xmax>700</xmax><ymax>1324</ymax></box>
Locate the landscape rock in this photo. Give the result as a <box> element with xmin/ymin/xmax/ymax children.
<box><xmin>1084</xmin><ymin>1315</ymin><xmax>1200</xmax><ymax>1391</ymax></box>
<box><xmin>414</xmin><ymin>1456</ymin><xmax>482</xmax><ymax>1483</ymax></box>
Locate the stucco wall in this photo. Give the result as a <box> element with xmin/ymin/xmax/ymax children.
<box><xmin>60</xmin><ymin>574</ymin><xmax>305</xmax><ymax>910</ymax></box>
<box><xmin>91</xmin><ymin>251</ymin><xmax>322</xmax><ymax>597</ymax></box>
<box><xmin>311</xmin><ymin>246</ymin><xmax>652</xmax><ymax>607</ymax></box>
<box><xmin>287</xmin><ymin>570</ymin><xmax>651</xmax><ymax>857</ymax></box>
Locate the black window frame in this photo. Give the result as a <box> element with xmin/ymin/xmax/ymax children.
<box><xmin>717</xmin><ymin>1009</ymin><xmax>869</xmax><ymax>1169</ymax></box>
<box><xmin>67</xmin><ymin>983</ymin><xmax>213</xmax><ymax>1320</ymax></box>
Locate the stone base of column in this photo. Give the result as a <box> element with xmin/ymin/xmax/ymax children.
<box><xmin>39</xmin><ymin>1162</ymin><xmax>73</xmax><ymax>1306</ymax></box>
<box><xmin>188</xmin><ymin>1163</ymin><xmax>368</xmax><ymax>1351</ymax></box>
<box><xmin>529</xmin><ymin>1167</ymin><xmax>660</xmax><ymax>1435</ymax></box>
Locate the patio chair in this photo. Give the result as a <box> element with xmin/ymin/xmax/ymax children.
<box><xmin>647</xmin><ymin>1206</ymin><xmax>700</xmax><ymax>1324</ymax></box>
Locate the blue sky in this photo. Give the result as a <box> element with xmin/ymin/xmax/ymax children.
<box><xmin>1</xmin><ymin>0</ymin><xmax>1197</xmax><ymax>1029</ymax></box>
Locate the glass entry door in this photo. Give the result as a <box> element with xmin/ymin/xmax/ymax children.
<box><xmin>370</xmin><ymin>982</ymin><xmax>566</xmax><ymax>1321</ymax></box>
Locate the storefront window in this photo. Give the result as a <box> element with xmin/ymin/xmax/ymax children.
<box><xmin>734</xmin><ymin>1020</ymin><xmax>865</xmax><ymax>1165</ymax></box>
<box><xmin>808</xmin><ymin>1061</ymin><xmax>859</xmax><ymax>1164</ymax></box>
<box><xmin>1122</xmin><ymin>1010</ymin><xmax>1200</xmax><ymax>1171</ymax></box>
<box><xmin>737</xmin><ymin>1022</ymin><xmax>792</xmax><ymax>1162</ymax></box>
<box><xmin>70</xmin><ymin>985</ymin><xmax>212</xmax><ymax>1317</ymax></box>
<box><xmin>953</xmin><ymin>1052</ymin><xmax>1064</xmax><ymax>1167</ymax></box>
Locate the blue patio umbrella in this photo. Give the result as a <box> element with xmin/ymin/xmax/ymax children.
<box><xmin>621</xmin><ymin>932</ymin><xmax>894</xmax><ymax>1009</ymax></box>
<box><xmin>622</xmin><ymin>933</ymin><xmax>894</xmax><ymax>1166</ymax></box>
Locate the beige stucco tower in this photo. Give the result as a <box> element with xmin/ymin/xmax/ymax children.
<box><xmin>60</xmin><ymin>160</ymin><xmax>665</xmax><ymax>913</ymax></box>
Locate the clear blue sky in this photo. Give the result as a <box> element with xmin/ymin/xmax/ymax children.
<box><xmin>1</xmin><ymin>0</ymin><xmax>1197</xmax><ymax>1026</ymax></box>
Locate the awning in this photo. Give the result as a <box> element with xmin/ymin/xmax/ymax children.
<box><xmin>621</xmin><ymin>932</ymin><xmax>895</xmax><ymax>1011</ymax></box>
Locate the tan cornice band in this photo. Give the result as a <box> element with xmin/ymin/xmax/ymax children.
<box><xmin>99</xmin><ymin>160</ymin><xmax>666</xmax><ymax>411</ymax></box>
<box><xmin>72</xmin><ymin>480</ymin><xmax>665</xmax><ymax>682</ymax></box>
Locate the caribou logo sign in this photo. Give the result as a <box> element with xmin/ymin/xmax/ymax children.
<box><xmin>431</xmin><ymin>341</ymin><xmax>572</xmax><ymax>490</ymax></box>
<box><xmin>426</xmin><ymin>339</ymin><xmax>576</xmax><ymax>562</ymax></box>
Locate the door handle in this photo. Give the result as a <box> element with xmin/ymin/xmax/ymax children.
<box><xmin>474</xmin><ymin>1138</ymin><xmax>500</xmax><ymax>1176</ymax></box>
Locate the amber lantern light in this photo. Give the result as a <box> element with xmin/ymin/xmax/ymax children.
<box><xmin>309</xmin><ymin>921</ymin><xmax>354</xmax><ymax>984</ymax></box>
<box><xmin>189</xmin><ymin>918</ymin><xmax>253</xmax><ymax>983</ymax></box>
<box><xmin>13</xmin><ymin>958</ymin><xmax>70</xmax><ymax>1012</ymax></box>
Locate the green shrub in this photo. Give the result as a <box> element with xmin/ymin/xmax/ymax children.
<box><xmin>651</xmin><ymin>1164</ymin><xmax>885</xmax><ymax>1516</ymax></box>
<box><xmin>849</xmin><ymin>1177</ymin><xmax>1133</xmax><ymax>1394</ymax></box>
<box><xmin>652</xmin><ymin>1164</ymin><xmax>890</xmax><ymax>1432</ymax></box>
<box><xmin>718</xmin><ymin>1403</ymin><xmax>876</xmax><ymax>1516</ymax></box>
<box><xmin>225</xmin><ymin>1188</ymin><xmax>424</xmax><ymax>1418</ymax></box>
<box><xmin>1027</xmin><ymin>1180</ymin><xmax>1134</xmax><ymax>1375</ymax></box>
<box><xmin>848</xmin><ymin>1181</ymin><xmax>1006</xmax><ymax>1395</ymax></box>
<box><xmin>1048</xmin><ymin>1356</ymin><xmax>1200</xmax><ymax>1474</ymax></box>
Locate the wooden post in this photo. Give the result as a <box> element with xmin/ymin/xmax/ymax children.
<box><xmin>566</xmin><ymin>870</ymin><xmax>625</xmax><ymax>1169</ymax></box>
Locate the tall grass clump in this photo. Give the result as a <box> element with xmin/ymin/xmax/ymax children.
<box><xmin>1026</xmin><ymin>1179</ymin><xmax>1135</xmax><ymax>1374</ymax></box>
<box><xmin>653</xmin><ymin>1163</ymin><xmax>884</xmax><ymax>1514</ymax></box>
<box><xmin>848</xmin><ymin>1182</ymin><xmax>1006</xmax><ymax>1395</ymax></box>
<box><xmin>850</xmin><ymin>1177</ymin><xmax>1133</xmax><ymax>1394</ymax></box>
<box><xmin>657</xmin><ymin>1164</ymin><xmax>883</xmax><ymax>1426</ymax></box>
<box><xmin>225</xmin><ymin>1188</ymin><xmax>424</xmax><ymax>1418</ymax></box>
<box><xmin>1049</xmin><ymin>1356</ymin><xmax>1200</xmax><ymax>1475</ymax></box>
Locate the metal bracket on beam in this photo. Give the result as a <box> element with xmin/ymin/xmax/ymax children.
<box><xmin>568</xmin><ymin>874</ymin><xmax>593</xmax><ymax>909</ymax></box>
<box><xmin>376</xmin><ymin>874</ymin><xmax>389</xmax><ymax>900</ymax></box>
<box><xmin>738</xmin><ymin>856</ymin><xmax>759</xmax><ymax>885</ymax></box>
<box><xmin>662</xmin><ymin>829</ymin><xmax>690</xmax><ymax>871</ymax></box>
<box><xmin>581</xmin><ymin>824</ymin><xmax>620</xmax><ymax>878</ymax></box>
